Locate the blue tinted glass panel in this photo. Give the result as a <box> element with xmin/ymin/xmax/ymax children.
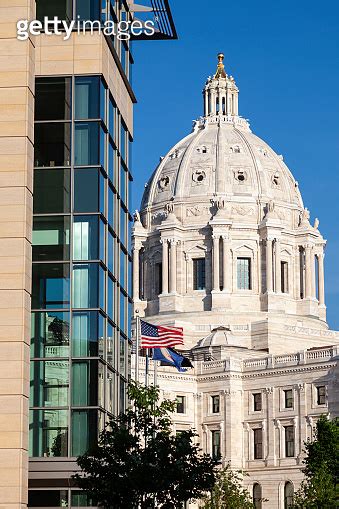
<box><xmin>72</xmin><ymin>311</ymin><xmax>100</xmax><ymax>357</ymax></box>
<box><xmin>74</xmin><ymin>122</ymin><xmax>100</xmax><ymax>166</ymax></box>
<box><xmin>72</xmin><ymin>263</ymin><xmax>100</xmax><ymax>309</ymax></box>
<box><xmin>108</xmin><ymin>231</ymin><xmax>114</xmax><ymax>275</ymax></box>
<box><xmin>73</xmin><ymin>215</ymin><xmax>99</xmax><ymax>261</ymax></box>
<box><xmin>75</xmin><ymin>77</ymin><xmax>100</xmax><ymax>119</ymax></box>
<box><xmin>32</xmin><ymin>263</ymin><xmax>70</xmax><ymax>309</ymax></box>
<box><xmin>74</xmin><ymin>169</ymin><xmax>100</xmax><ymax>213</ymax></box>
<box><xmin>109</xmin><ymin>95</ymin><xmax>115</xmax><ymax>140</ymax></box>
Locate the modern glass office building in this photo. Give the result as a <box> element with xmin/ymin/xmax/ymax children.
<box><xmin>0</xmin><ymin>1</ymin><xmax>176</xmax><ymax>508</ymax></box>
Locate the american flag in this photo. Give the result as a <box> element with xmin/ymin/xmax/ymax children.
<box><xmin>140</xmin><ymin>320</ymin><xmax>184</xmax><ymax>349</ymax></box>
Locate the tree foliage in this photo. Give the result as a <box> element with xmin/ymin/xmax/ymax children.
<box><xmin>73</xmin><ymin>381</ymin><xmax>216</xmax><ymax>508</ymax></box>
<box><xmin>201</xmin><ymin>464</ymin><xmax>256</xmax><ymax>509</ymax></box>
<box><xmin>293</xmin><ymin>415</ymin><xmax>339</xmax><ymax>508</ymax></box>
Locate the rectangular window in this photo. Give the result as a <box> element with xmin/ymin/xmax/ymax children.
<box><xmin>71</xmin><ymin>490</ymin><xmax>96</xmax><ymax>507</ymax></box>
<box><xmin>31</xmin><ymin>311</ymin><xmax>70</xmax><ymax>359</ymax></box>
<box><xmin>30</xmin><ymin>360</ymin><xmax>69</xmax><ymax>408</ymax></box>
<box><xmin>253</xmin><ymin>428</ymin><xmax>263</xmax><ymax>459</ymax></box>
<box><xmin>76</xmin><ymin>0</ymin><xmax>101</xmax><ymax>22</ymax></box>
<box><xmin>33</xmin><ymin>216</ymin><xmax>70</xmax><ymax>262</ymax></box>
<box><xmin>72</xmin><ymin>263</ymin><xmax>104</xmax><ymax>310</ymax></box>
<box><xmin>317</xmin><ymin>386</ymin><xmax>326</xmax><ymax>405</ymax></box>
<box><xmin>212</xmin><ymin>395</ymin><xmax>220</xmax><ymax>413</ymax></box>
<box><xmin>28</xmin><ymin>489</ymin><xmax>69</xmax><ymax>507</ymax></box>
<box><xmin>281</xmin><ymin>261</ymin><xmax>289</xmax><ymax>293</ymax></box>
<box><xmin>284</xmin><ymin>389</ymin><xmax>293</xmax><ymax>409</ymax></box>
<box><xmin>176</xmin><ymin>395</ymin><xmax>185</xmax><ymax>414</ymax></box>
<box><xmin>74</xmin><ymin>122</ymin><xmax>105</xmax><ymax>167</ymax></box>
<box><xmin>32</xmin><ymin>263</ymin><xmax>70</xmax><ymax>310</ymax></box>
<box><xmin>155</xmin><ymin>262</ymin><xmax>162</xmax><ymax>296</ymax></box>
<box><xmin>35</xmin><ymin>77</ymin><xmax>71</xmax><ymax>121</ymax></box>
<box><xmin>285</xmin><ymin>426</ymin><xmax>295</xmax><ymax>457</ymax></box>
<box><xmin>33</xmin><ymin>169</ymin><xmax>71</xmax><ymax>214</ymax></box>
<box><xmin>237</xmin><ymin>257</ymin><xmax>251</xmax><ymax>290</ymax></box>
<box><xmin>72</xmin><ymin>311</ymin><xmax>103</xmax><ymax>357</ymax></box>
<box><xmin>211</xmin><ymin>430</ymin><xmax>221</xmax><ymax>459</ymax></box>
<box><xmin>34</xmin><ymin>122</ymin><xmax>71</xmax><ymax>167</ymax></box>
<box><xmin>72</xmin><ymin>361</ymin><xmax>101</xmax><ymax>406</ymax></box>
<box><xmin>71</xmin><ymin>409</ymin><xmax>99</xmax><ymax>457</ymax></box>
<box><xmin>29</xmin><ymin>409</ymin><xmax>68</xmax><ymax>457</ymax></box>
<box><xmin>120</xmin><ymin>120</ymin><xmax>128</xmax><ymax>162</ymax></box>
<box><xmin>193</xmin><ymin>258</ymin><xmax>206</xmax><ymax>290</ymax></box>
<box><xmin>74</xmin><ymin>169</ymin><xmax>105</xmax><ymax>214</ymax></box>
<box><xmin>75</xmin><ymin>76</ymin><xmax>102</xmax><ymax>120</ymax></box>
<box><xmin>73</xmin><ymin>215</ymin><xmax>101</xmax><ymax>261</ymax></box>
<box><xmin>253</xmin><ymin>393</ymin><xmax>262</xmax><ymax>412</ymax></box>
<box><xmin>36</xmin><ymin>0</ymin><xmax>72</xmax><ymax>22</ymax></box>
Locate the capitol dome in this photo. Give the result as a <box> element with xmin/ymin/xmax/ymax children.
<box><xmin>141</xmin><ymin>53</ymin><xmax>303</xmax><ymax>229</ymax></box>
<box><xmin>133</xmin><ymin>54</ymin><xmax>328</xmax><ymax>352</ymax></box>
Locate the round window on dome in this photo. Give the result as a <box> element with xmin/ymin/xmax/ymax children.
<box><xmin>234</xmin><ymin>170</ymin><xmax>247</xmax><ymax>184</ymax></box>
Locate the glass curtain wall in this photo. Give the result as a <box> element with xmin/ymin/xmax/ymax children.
<box><xmin>30</xmin><ymin>75</ymin><xmax>133</xmax><ymax>459</ymax></box>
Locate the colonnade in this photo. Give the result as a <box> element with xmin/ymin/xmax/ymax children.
<box><xmin>132</xmin><ymin>235</ymin><xmax>325</xmax><ymax>306</ymax></box>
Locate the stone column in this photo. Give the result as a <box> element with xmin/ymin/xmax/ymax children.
<box><xmin>222</xmin><ymin>235</ymin><xmax>231</xmax><ymax>292</ymax></box>
<box><xmin>275</xmin><ymin>239</ymin><xmax>281</xmax><ymax>293</ymax></box>
<box><xmin>204</xmin><ymin>90</ymin><xmax>209</xmax><ymax>116</ymax></box>
<box><xmin>266</xmin><ymin>238</ymin><xmax>273</xmax><ymax>293</ymax></box>
<box><xmin>305</xmin><ymin>244</ymin><xmax>313</xmax><ymax>298</ymax></box>
<box><xmin>132</xmin><ymin>241</ymin><xmax>141</xmax><ymax>301</ymax></box>
<box><xmin>318</xmin><ymin>252</ymin><xmax>325</xmax><ymax>306</ymax></box>
<box><xmin>169</xmin><ymin>239</ymin><xmax>177</xmax><ymax>294</ymax></box>
<box><xmin>212</xmin><ymin>235</ymin><xmax>220</xmax><ymax>291</ymax></box>
<box><xmin>160</xmin><ymin>239</ymin><xmax>168</xmax><ymax>294</ymax></box>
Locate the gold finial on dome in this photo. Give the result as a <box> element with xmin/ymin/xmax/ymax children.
<box><xmin>214</xmin><ymin>52</ymin><xmax>227</xmax><ymax>79</ymax></box>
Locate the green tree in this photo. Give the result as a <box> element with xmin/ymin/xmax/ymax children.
<box><xmin>293</xmin><ymin>415</ymin><xmax>339</xmax><ymax>508</ymax></box>
<box><xmin>73</xmin><ymin>381</ymin><xmax>216</xmax><ymax>508</ymax></box>
<box><xmin>201</xmin><ymin>464</ymin><xmax>256</xmax><ymax>509</ymax></box>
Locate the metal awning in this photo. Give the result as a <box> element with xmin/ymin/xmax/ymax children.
<box><xmin>128</xmin><ymin>0</ymin><xmax>177</xmax><ymax>40</ymax></box>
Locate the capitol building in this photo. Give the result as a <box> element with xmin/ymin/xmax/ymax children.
<box><xmin>132</xmin><ymin>55</ymin><xmax>339</xmax><ymax>508</ymax></box>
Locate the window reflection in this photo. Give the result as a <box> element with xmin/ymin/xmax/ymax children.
<box><xmin>29</xmin><ymin>409</ymin><xmax>68</xmax><ymax>457</ymax></box>
<box><xmin>31</xmin><ymin>312</ymin><xmax>70</xmax><ymax>358</ymax></box>
<box><xmin>30</xmin><ymin>360</ymin><xmax>69</xmax><ymax>407</ymax></box>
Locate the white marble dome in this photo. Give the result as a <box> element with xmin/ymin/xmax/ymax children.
<box><xmin>141</xmin><ymin>55</ymin><xmax>303</xmax><ymax>230</ymax></box>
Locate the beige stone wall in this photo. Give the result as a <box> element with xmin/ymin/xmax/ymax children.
<box><xmin>0</xmin><ymin>1</ymin><xmax>35</xmax><ymax>507</ymax></box>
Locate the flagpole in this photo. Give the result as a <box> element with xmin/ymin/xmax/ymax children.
<box><xmin>145</xmin><ymin>351</ymin><xmax>149</xmax><ymax>387</ymax></box>
<box><xmin>135</xmin><ymin>310</ymin><xmax>140</xmax><ymax>383</ymax></box>
<box><xmin>154</xmin><ymin>358</ymin><xmax>158</xmax><ymax>387</ymax></box>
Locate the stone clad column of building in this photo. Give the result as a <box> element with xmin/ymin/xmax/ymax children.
<box><xmin>0</xmin><ymin>1</ymin><xmax>35</xmax><ymax>506</ymax></box>
<box><xmin>132</xmin><ymin>54</ymin><xmax>339</xmax><ymax>508</ymax></box>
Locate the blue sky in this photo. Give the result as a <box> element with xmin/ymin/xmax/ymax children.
<box><xmin>131</xmin><ymin>0</ymin><xmax>339</xmax><ymax>329</ymax></box>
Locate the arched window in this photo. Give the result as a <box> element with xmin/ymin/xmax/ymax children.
<box><xmin>253</xmin><ymin>483</ymin><xmax>262</xmax><ymax>509</ymax></box>
<box><xmin>284</xmin><ymin>481</ymin><xmax>294</xmax><ymax>508</ymax></box>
